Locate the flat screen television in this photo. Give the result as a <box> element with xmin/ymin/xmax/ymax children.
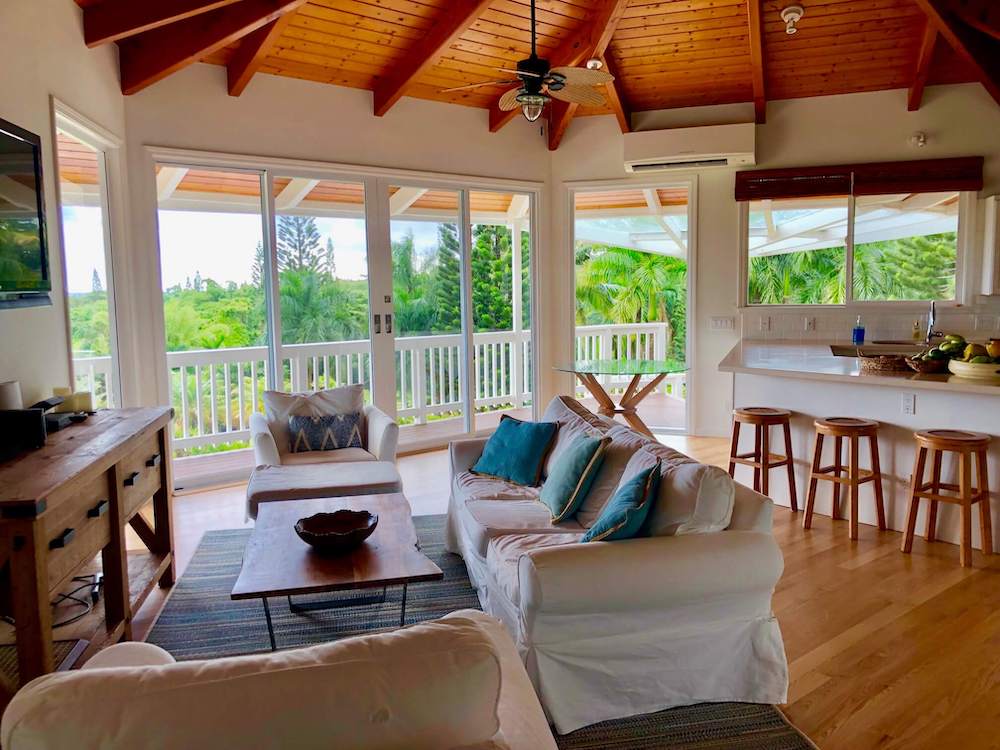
<box><xmin>0</xmin><ymin>117</ymin><xmax>50</xmax><ymax>299</ymax></box>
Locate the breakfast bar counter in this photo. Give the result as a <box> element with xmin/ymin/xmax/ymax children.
<box><xmin>719</xmin><ymin>340</ymin><xmax>998</xmax><ymax>557</ymax></box>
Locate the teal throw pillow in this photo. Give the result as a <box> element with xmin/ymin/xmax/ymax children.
<box><xmin>472</xmin><ymin>415</ymin><xmax>558</xmax><ymax>487</ymax></box>
<box><xmin>582</xmin><ymin>460</ymin><xmax>662</xmax><ymax>542</ymax></box>
<box><xmin>540</xmin><ymin>435</ymin><xmax>610</xmax><ymax>523</ymax></box>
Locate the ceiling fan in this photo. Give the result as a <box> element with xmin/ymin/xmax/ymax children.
<box><xmin>439</xmin><ymin>0</ymin><xmax>613</xmax><ymax>122</ymax></box>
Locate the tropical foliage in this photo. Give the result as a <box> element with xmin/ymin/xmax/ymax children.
<box><xmin>747</xmin><ymin>232</ymin><xmax>957</xmax><ymax>305</ymax></box>
<box><xmin>575</xmin><ymin>244</ymin><xmax>687</xmax><ymax>361</ymax></box>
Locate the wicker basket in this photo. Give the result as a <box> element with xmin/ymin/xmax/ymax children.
<box><xmin>905</xmin><ymin>356</ymin><xmax>949</xmax><ymax>374</ymax></box>
<box><xmin>857</xmin><ymin>351</ymin><xmax>911</xmax><ymax>373</ymax></box>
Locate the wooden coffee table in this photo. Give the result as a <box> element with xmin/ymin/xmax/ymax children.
<box><xmin>231</xmin><ymin>493</ymin><xmax>443</xmax><ymax>650</ymax></box>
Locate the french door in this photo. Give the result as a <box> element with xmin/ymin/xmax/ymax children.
<box><xmin>153</xmin><ymin>163</ymin><xmax>535</xmax><ymax>459</ymax></box>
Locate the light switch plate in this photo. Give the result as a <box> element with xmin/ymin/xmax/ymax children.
<box><xmin>710</xmin><ymin>316</ymin><xmax>735</xmax><ymax>331</ymax></box>
<box><xmin>901</xmin><ymin>392</ymin><xmax>916</xmax><ymax>416</ymax></box>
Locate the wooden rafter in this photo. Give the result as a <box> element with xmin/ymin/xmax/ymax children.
<box><xmin>228</xmin><ymin>11</ymin><xmax>299</xmax><ymax>96</ymax></box>
<box><xmin>491</xmin><ymin>0</ymin><xmax>631</xmax><ymax>136</ymax></box>
<box><xmin>911</xmin><ymin>0</ymin><xmax>1000</xmax><ymax>106</ymax></box>
<box><xmin>747</xmin><ymin>0</ymin><xmax>767</xmax><ymax>124</ymax></box>
<box><xmin>908</xmin><ymin>21</ymin><xmax>938</xmax><ymax>111</ymax></box>
<box><xmin>953</xmin><ymin>0</ymin><xmax>1000</xmax><ymax>41</ymax></box>
<box><xmin>118</xmin><ymin>0</ymin><xmax>306</xmax><ymax>95</ymax></box>
<box><xmin>372</xmin><ymin>0</ymin><xmax>494</xmax><ymax>117</ymax></box>
<box><xmin>83</xmin><ymin>0</ymin><xmax>242</xmax><ymax>47</ymax></box>
<box><xmin>602</xmin><ymin>53</ymin><xmax>632</xmax><ymax>133</ymax></box>
<box><xmin>547</xmin><ymin>100</ymin><xmax>577</xmax><ymax>151</ymax></box>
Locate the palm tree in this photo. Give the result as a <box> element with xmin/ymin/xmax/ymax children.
<box><xmin>575</xmin><ymin>244</ymin><xmax>686</xmax><ymax>358</ymax></box>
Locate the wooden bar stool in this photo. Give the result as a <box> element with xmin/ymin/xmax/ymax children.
<box><xmin>728</xmin><ymin>407</ymin><xmax>798</xmax><ymax>511</ymax></box>
<box><xmin>901</xmin><ymin>429</ymin><xmax>993</xmax><ymax>568</ymax></box>
<box><xmin>803</xmin><ymin>417</ymin><xmax>886</xmax><ymax>540</ymax></box>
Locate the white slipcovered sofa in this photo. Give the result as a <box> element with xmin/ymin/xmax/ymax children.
<box><xmin>445</xmin><ymin>396</ymin><xmax>788</xmax><ymax>734</ymax></box>
<box><xmin>1</xmin><ymin>611</ymin><xmax>556</xmax><ymax>750</ymax></box>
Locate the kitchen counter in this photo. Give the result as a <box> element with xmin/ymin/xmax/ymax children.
<box><xmin>719</xmin><ymin>340</ymin><xmax>1000</xmax><ymax>396</ymax></box>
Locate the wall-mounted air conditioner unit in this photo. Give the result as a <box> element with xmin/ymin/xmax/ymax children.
<box><xmin>623</xmin><ymin>123</ymin><xmax>756</xmax><ymax>173</ymax></box>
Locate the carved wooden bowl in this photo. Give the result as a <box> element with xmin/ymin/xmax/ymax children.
<box><xmin>294</xmin><ymin>510</ymin><xmax>378</xmax><ymax>554</ymax></box>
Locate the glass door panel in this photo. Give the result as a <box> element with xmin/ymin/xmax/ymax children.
<box><xmin>272</xmin><ymin>177</ymin><xmax>372</xmax><ymax>399</ymax></box>
<box><xmin>156</xmin><ymin>166</ymin><xmax>269</xmax><ymax>457</ymax></box>
<box><xmin>573</xmin><ymin>185</ymin><xmax>690</xmax><ymax>432</ymax></box>
<box><xmin>55</xmin><ymin>128</ymin><xmax>119</xmax><ymax>407</ymax></box>
<box><xmin>388</xmin><ymin>186</ymin><xmax>466</xmax><ymax>448</ymax></box>
<box><xmin>470</xmin><ymin>191</ymin><xmax>533</xmax><ymax>432</ymax></box>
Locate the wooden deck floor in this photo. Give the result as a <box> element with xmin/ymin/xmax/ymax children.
<box><xmin>137</xmin><ymin>437</ymin><xmax>999</xmax><ymax>749</ymax></box>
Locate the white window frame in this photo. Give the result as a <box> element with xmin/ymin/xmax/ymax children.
<box><xmin>738</xmin><ymin>191</ymin><xmax>977</xmax><ymax>310</ymax></box>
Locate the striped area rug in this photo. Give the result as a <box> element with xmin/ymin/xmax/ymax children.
<box><xmin>148</xmin><ymin>516</ymin><xmax>814</xmax><ymax>749</ymax></box>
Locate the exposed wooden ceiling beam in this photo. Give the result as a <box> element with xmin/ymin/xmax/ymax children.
<box><xmin>228</xmin><ymin>10</ymin><xmax>300</xmax><ymax>96</ymax></box>
<box><xmin>545</xmin><ymin>0</ymin><xmax>631</xmax><ymax>150</ymax></box>
<box><xmin>908</xmin><ymin>22</ymin><xmax>938</xmax><ymax>111</ymax></box>
<box><xmin>952</xmin><ymin>0</ymin><xmax>1000</xmax><ymax>41</ymax></box>
<box><xmin>156</xmin><ymin>167</ymin><xmax>189</xmax><ymax>202</ymax></box>
<box><xmin>490</xmin><ymin>0</ymin><xmax>631</xmax><ymax>135</ymax></box>
<box><xmin>747</xmin><ymin>0</ymin><xmax>767</xmax><ymax>124</ymax></box>
<box><xmin>118</xmin><ymin>0</ymin><xmax>306</xmax><ymax>95</ymax></box>
<box><xmin>602</xmin><ymin>54</ymin><xmax>632</xmax><ymax>134</ymax></box>
<box><xmin>274</xmin><ymin>178</ymin><xmax>320</xmax><ymax>210</ymax></box>
<box><xmin>911</xmin><ymin>0</ymin><xmax>1000</xmax><ymax>106</ymax></box>
<box><xmin>83</xmin><ymin>0</ymin><xmax>242</xmax><ymax>47</ymax></box>
<box><xmin>372</xmin><ymin>0</ymin><xmax>494</xmax><ymax>117</ymax></box>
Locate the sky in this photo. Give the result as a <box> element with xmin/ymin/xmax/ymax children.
<box><xmin>60</xmin><ymin>206</ymin><xmax>444</xmax><ymax>293</ymax></box>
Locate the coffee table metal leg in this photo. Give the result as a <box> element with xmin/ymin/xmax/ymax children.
<box><xmin>262</xmin><ymin>597</ymin><xmax>276</xmax><ymax>651</ymax></box>
<box><xmin>399</xmin><ymin>583</ymin><xmax>408</xmax><ymax>627</ymax></box>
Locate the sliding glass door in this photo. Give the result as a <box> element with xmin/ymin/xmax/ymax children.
<box><xmin>152</xmin><ymin>161</ymin><xmax>535</xmax><ymax>462</ymax></box>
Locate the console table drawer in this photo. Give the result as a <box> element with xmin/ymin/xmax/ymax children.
<box><xmin>46</xmin><ymin>500</ymin><xmax>111</xmax><ymax>592</ymax></box>
<box><xmin>120</xmin><ymin>432</ymin><xmax>163</xmax><ymax>520</ymax></box>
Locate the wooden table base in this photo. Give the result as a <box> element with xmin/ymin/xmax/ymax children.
<box><xmin>575</xmin><ymin>372</ymin><xmax>668</xmax><ymax>437</ymax></box>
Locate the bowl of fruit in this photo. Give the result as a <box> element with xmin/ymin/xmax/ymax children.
<box><xmin>906</xmin><ymin>334</ymin><xmax>966</xmax><ymax>374</ymax></box>
<box><xmin>947</xmin><ymin>337</ymin><xmax>1000</xmax><ymax>382</ymax></box>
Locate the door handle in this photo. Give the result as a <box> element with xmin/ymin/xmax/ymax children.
<box><xmin>373</xmin><ymin>314</ymin><xmax>381</xmax><ymax>335</ymax></box>
<box><xmin>385</xmin><ymin>313</ymin><xmax>392</xmax><ymax>334</ymax></box>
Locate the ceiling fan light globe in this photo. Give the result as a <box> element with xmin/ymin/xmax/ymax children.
<box><xmin>522</xmin><ymin>102</ymin><xmax>545</xmax><ymax>121</ymax></box>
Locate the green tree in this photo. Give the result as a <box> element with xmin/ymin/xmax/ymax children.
<box><xmin>91</xmin><ymin>268</ymin><xmax>103</xmax><ymax>292</ymax></box>
<box><xmin>277</xmin><ymin>215</ymin><xmax>324</xmax><ymax>273</ymax></box>
<box><xmin>431</xmin><ymin>223</ymin><xmax>462</xmax><ymax>333</ymax></box>
<box><xmin>471</xmin><ymin>224</ymin><xmax>513</xmax><ymax>332</ymax></box>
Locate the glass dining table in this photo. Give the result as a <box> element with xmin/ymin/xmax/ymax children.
<box><xmin>554</xmin><ymin>359</ymin><xmax>688</xmax><ymax>437</ymax></box>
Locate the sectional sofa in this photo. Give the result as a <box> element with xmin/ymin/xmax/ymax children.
<box><xmin>446</xmin><ymin>396</ymin><xmax>788</xmax><ymax>734</ymax></box>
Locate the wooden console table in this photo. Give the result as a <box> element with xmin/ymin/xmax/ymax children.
<box><xmin>0</xmin><ymin>408</ymin><xmax>175</xmax><ymax>685</ymax></box>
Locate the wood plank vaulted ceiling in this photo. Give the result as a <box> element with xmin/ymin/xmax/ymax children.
<box><xmin>76</xmin><ymin>0</ymin><xmax>1000</xmax><ymax>150</ymax></box>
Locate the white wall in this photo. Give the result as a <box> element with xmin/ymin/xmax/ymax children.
<box><xmin>549</xmin><ymin>83</ymin><xmax>1000</xmax><ymax>437</ymax></box>
<box><xmin>0</xmin><ymin>0</ymin><xmax>126</xmax><ymax>406</ymax></box>
<box><xmin>121</xmin><ymin>63</ymin><xmax>552</xmax><ymax>405</ymax></box>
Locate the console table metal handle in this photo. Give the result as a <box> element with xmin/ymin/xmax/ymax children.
<box><xmin>124</xmin><ymin>471</ymin><xmax>140</xmax><ymax>487</ymax></box>
<box><xmin>49</xmin><ymin>527</ymin><xmax>76</xmax><ymax>550</ymax></box>
<box><xmin>87</xmin><ymin>499</ymin><xmax>109</xmax><ymax>518</ymax></box>
<box><xmin>146</xmin><ymin>453</ymin><xmax>161</xmax><ymax>468</ymax></box>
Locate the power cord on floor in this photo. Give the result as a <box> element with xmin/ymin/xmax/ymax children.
<box><xmin>0</xmin><ymin>574</ymin><xmax>106</xmax><ymax>630</ymax></box>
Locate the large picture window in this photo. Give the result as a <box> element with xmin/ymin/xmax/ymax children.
<box><xmin>738</xmin><ymin>158</ymin><xmax>980</xmax><ymax>307</ymax></box>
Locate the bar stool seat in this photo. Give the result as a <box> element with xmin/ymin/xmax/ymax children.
<box><xmin>902</xmin><ymin>429</ymin><xmax>993</xmax><ymax>568</ymax></box>
<box><xmin>728</xmin><ymin>407</ymin><xmax>798</xmax><ymax>511</ymax></box>
<box><xmin>804</xmin><ymin>416</ymin><xmax>886</xmax><ymax>539</ymax></box>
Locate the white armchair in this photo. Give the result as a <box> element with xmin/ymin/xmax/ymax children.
<box><xmin>250</xmin><ymin>404</ymin><xmax>399</xmax><ymax>467</ymax></box>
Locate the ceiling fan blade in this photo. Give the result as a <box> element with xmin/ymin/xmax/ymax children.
<box><xmin>550</xmin><ymin>66</ymin><xmax>614</xmax><ymax>85</ymax></box>
<box><xmin>496</xmin><ymin>67</ymin><xmax>543</xmax><ymax>78</ymax></box>
<box><xmin>549</xmin><ymin>83</ymin><xmax>606</xmax><ymax>107</ymax></box>
<box><xmin>440</xmin><ymin>79</ymin><xmax>520</xmax><ymax>93</ymax></box>
<box><xmin>498</xmin><ymin>87</ymin><xmax>524</xmax><ymax>111</ymax></box>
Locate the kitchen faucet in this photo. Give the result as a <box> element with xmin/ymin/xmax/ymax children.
<box><xmin>925</xmin><ymin>300</ymin><xmax>944</xmax><ymax>345</ymax></box>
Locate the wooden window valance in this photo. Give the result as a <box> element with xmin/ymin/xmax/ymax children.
<box><xmin>734</xmin><ymin>156</ymin><xmax>984</xmax><ymax>201</ymax></box>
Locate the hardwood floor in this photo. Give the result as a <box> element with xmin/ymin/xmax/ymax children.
<box><xmin>134</xmin><ymin>436</ymin><xmax>1000</xmax><ymax>750</ymax></box>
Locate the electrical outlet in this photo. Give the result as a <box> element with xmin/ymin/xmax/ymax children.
<box><xmin>710</xmin><ymin>316</ymin><xmax>735</xmax><ymax>331</ymax></box>
<box><xmin>803</xmin><ymin>316</ymin><xmax>817</xmax><ymax>332</ymax></box>
<box><xmin>901</xmin><ymin>392</ymin><xmax>916</xmax><ymax>416</ymax></box>
<box><xmin>759</xmin><ymin>316</ymin><xmax>771</xmax><ymax>332</ymax></box>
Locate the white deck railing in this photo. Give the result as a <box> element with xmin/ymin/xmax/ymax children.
<box><xmin>73</xmin><ymin>323</ymin><xmax>683</xmax><ymax>451</ymax></box>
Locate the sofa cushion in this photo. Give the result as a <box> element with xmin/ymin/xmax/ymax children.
<box><xmin>487</xmin><ymin>533</ymin><xmax>584</xmax><ymax>607</ymax></box>
<box><xmin>1</xmin><ymin>614</ymin><xmax>504</xmax><ymax>750</ymax></box>
<box><xmin>454</xmin><ymin>471</ymin><xmax>540</xmax><ymax>503</ymax></box>
<box><xmin>647</xmin><ymin>463</ymin><xmax>736</xmax><ymax>536</ymax></box>
<box><xmin>281</xmin><ymin>447</ymin><xmax>377</xmax><ymax>465</ymax></box>
<box><xmin>288</xmin><ymin>413</ymin><xmax>363</xmax><ymax>452</ymax></box>
<box><xmin>459</xmin><ymin>499</ymin><xmax>585</xmax><ymax>559</ymax></box>
<box><xmin>575</xmin><ymin>425</ymin><xmax>652</xmax><ymax>528</ymax></box>
<box><xmin>539</xmin><ymin>435</ymin><xmax>610</xmax><ymax>523</ymax></box>
<box><xmin>540</xmin><ymin>396</ymin><xmax>608</xmax><ymax>477</ymax></box>
<box><xmin>582</xmin><ymin>460</ymin><xmax>662</xmax><ymax>542</ymax></box>
<box><xmin>263</xmin><ymin>385</ymin><xmax>365</xmax><ymax>454</ymax></box>
<box><xmin>472</xmin><ymin>416</ymin><xmax>557</xmax><ymax>487</ymax></box>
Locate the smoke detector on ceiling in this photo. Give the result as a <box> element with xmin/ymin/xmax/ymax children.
<box><xmin>780</xmin><ymin>5</ymin><xmax>805</xmax><ymax>34</ymax></box>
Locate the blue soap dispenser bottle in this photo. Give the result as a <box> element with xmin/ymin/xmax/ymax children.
<box><xmin>852</xmin><ymin>315</ymin><xmax>865</xmax><ymax>346</ymax></box>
